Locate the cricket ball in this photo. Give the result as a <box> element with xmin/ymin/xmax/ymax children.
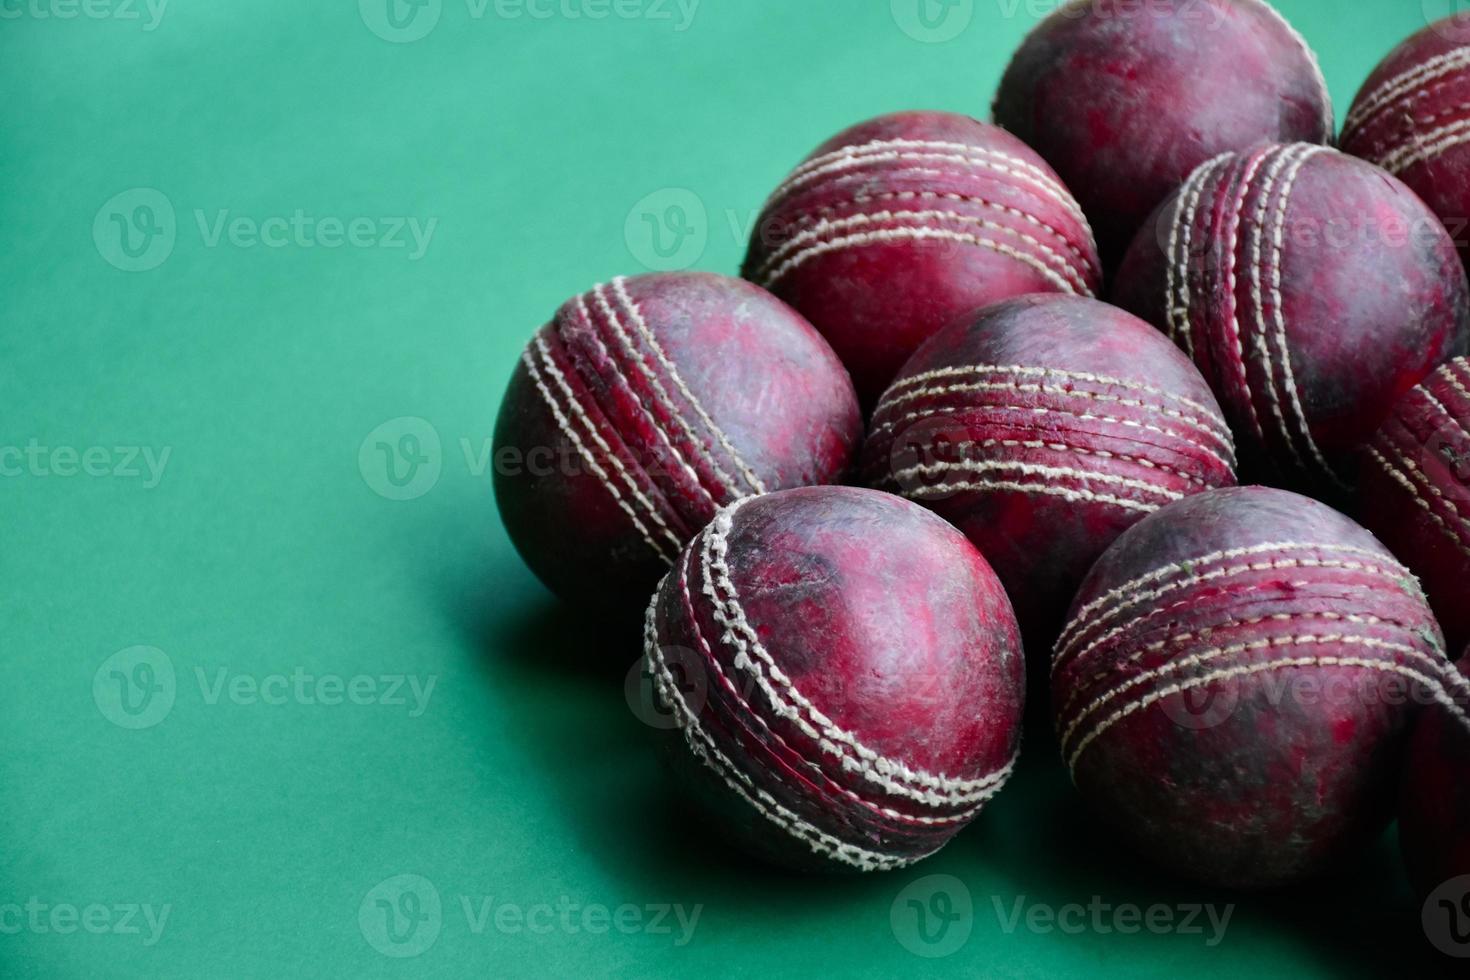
<box><xmin>741</xmin><ymin>110</ymin><xmax>1100</xmax><ymax>406</ymax></box>
<box><xmin>643</xmin><ymin>486</ymin><xmax>1025</xmax><ymax>872</ymax></box>
<box><xmin>1358</xmin><ymin>358</ymin><xmax>1470</xmax><ymax>653</ymax></box>
<box><xmin>993</xmin><ymin>0</ymin><xmax>1333</xmax><ymax>270</ymax></box>
<box><xmin>861</xmin><ymin>294</ymin><xmax>1237</xmax><ymax>652</ymax></box>
<box><xmin>1114</xmin><ymin>143</ymin><xmax>1470</xmax><ymax>496</ymax></box>
<box><xmin>1399</xmin><ymin>652</ymin><xmax>1470</xmax><ymax>900</ymax></box>
<box><xmin>494</xmin><ymin>272</ymin><xmax>862</xmax><ymax>611</ymax></box>
<box><xmin>1342</xmin><ymin>17</ymin><xmax>1470</xmax><ymax>270</ymax></box>
<box><xmin>1052</xmin><ymin>486</ymin><xmax>1446</xmax><ymax>889</ymax></box>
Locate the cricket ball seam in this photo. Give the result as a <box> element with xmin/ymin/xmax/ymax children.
<box><xmin>1379</xmin><ymin>117</ymin><xmax>1470</xmax><ymax>175</ymax></box>
<box><xmin>1053</xmin><ymin>542</ymin><xmax>1416</xmax><ymax>662</ymax></box>
<box><xmin>1058</xmin><ymin>631</ymin><xmax>1448</xmax><ymax>753</ymax></box>
<box><xmin>769</xmin><ymin>139</ymin><xmax>1089</xmax><ymax>226</ymax></box>
<box><xmin>673</xmin><ymin>545</ymin><xmax>1008</xmax><ymax>827</ymax></box>
<box><xmin>521</xmin><ymin>336</ymin><xmax>682</xmax><ymax>562</ymax></box>
<box><xmin>1342</xmin><ymin>45</ymin><xmax>1470</xmax><ymax>139</ymax></box>
<box><xmin>884</xmin><ymin>437</ymin><xmax>1215</xmax><ymax>489</ymax></box>
<box><xmin>1366</xmin><ymin>442</ymin><xmax>1470</xmax><ymax>554</ymax></box>
<box><xmin>642</xmin><ymin>599</ymin><xmax>921</xmax><ymax>871</ymax></box>
<box><xmin>1056</xmin><ymin>608</ymin><xmax>1428</xmax><ymax>721</ymax></box>
<box><xmin>698</xmin><ymin>501</ymin><xmax>1008</xmax><ymax>802</ymax></box>
<box><xmin>609</xmin><ymin>276</ymin><xmax>767</xmax><ymax>495</ymax></box>
<box><xmin>573</xmin><ymin>291</ymin><xmax>720</xmax><ymax>508</ymax></box>
<box><xmin>1063</xmin><ymin>655</ymin><xmax>1460</xmax><ymax>773</ymax></box>
<box><xmin>1218</xmin><ymin>145</ymin><xmax>1274</xmax><ymax>442</ymax></box>
<box><xmin>1254</xmin><ymin>143</ymin><xmax>1344</xmax><ymax>488</ymax></box>
<box><xmin>1168</xmin><ymin>153</ymin><xmax>1233</xmax><ymax>359</ymax></box>
<box><xmin>754</xmin><ymin>224</ymin><xmax>1085</xmax><ymax>295</ymax></box>
<box><xmin>750</xmin><ymin>208</ymin><xmax>1093</xmax><ymax>295</ymax></box>
<box><xmin>782</xmin><ymin>190</ymin><xmax>1098</xmax><ymax>273</ymax></box>
<box><xmin>889</xmin><ymin>459</ymin><xmax>1182</xmax><ymax>507</ymax></box>
<box><xmin>882</xmin><ymin>363</ymin><xmax>1230</xmax><ymax>422</ymax></box>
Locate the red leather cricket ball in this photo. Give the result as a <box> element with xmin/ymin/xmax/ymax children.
<box><xmin>1114</xmin><ymin>143</ymin><xmax>1470</xmax><ymax>497</ymax></box>
<box><xmin>1358</xmin><ymin>357</ymin><xmax>1470</xmax><ymax>653</ymax></box>
<box><xmin>742</xmin><ymin>110</ymin><xmax>1100</xmax><ymax>407</ymax></box>
<box><xmin>644</xmin><ymin>486</ymin><xmax>1025</xmax><ymax>872</ymax></box>
<box><xmin>494</xmin><ymin>272</ymin><xmax>862</xmax><ymax>611</ymax></box>
<box><xmin>861</xmin><ymin>294</ymin><xmax>1237</xmax><ymax>652</ymax></box>
<box><xmin>1342</xmin><ymin>16</ymin><xmax>1470</xmax><ymax>270</ymax></box>
<box><xmin>1052</xmin><ymin>486</ymin><xmax>1447</xmax><ymax>889</ymax></box>
<box><xmin>994</xmin><ymin>0</ymin><xmax>1333</xmax><ymax>271</ymax></box>
<box><xmin>1399</xmin><ymin>653</ymin><xmax>1470</xmax><ymax>904</ymax></box>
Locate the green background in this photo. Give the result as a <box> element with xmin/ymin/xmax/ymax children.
<box><xmin>3</xmin><ymin>0</ymin><xmax>1460</xmax><ymax>976</ymax></box>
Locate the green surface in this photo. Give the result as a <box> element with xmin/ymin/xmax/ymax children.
<box><xmin>2</xmin><ymin>1</ymin><xmax>1458</xmax><ymax>976</ymax></box>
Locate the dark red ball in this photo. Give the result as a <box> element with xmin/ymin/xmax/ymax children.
<box><xmin>862</xmin><ymin>294</ymin><xmax>1236</xmax><ymax>650</ymax></box>
<box><xmin>1342</xmin><ymin>17</ymin><xmax>1470</xmax><ymax>271</ymax></box>
<box><xmin>1358</xmin><ymin>357</ymin><xmax>1470</xmax><ymax>653</ymax></box>
<box><xmin>743</xmin><ymin>110</ymin><xmax>1100</xmax><ymax>406</ymax></box>
<box><xmin>494</xmin><ymin>272</ymin><xmax>861</xmax><ymax>610</ymax></box>
<box><xmin>1115</xmin><ymin>144</ymin><xmax>1470</xmax><ymax>496</ymax></box>
<box><xmin>1052</xmin><ymin>486</ymin><xmax>1446</xmax><ymax>889</ymax></box>
<box><xmin>644</xmin><ymin>486</ymin><xmax>1025</xmax><ymax>872</ymax></box>
<box><xmin>1400</xmin><ymin>654</ymin><xmax>1470</xmax><ymax>902</ymax></box>
<box><xmin>994</xmin><ymin>0</ymin><xmax>1332</xmax><ymax>270</ymax></box>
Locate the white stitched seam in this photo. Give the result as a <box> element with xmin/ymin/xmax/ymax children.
<box><xmin>1379</xmin><ymin>116</ymin><xmax>1470</xmax><ymax>174</ymax></box>
<box><xmin>1221</xmin><ymin>145</ymin><xmax>1278</xmax><ymax>441</ymax></box>
<box><xmin>875</xmin><ymin>436</ymin><xmax>1214</xmax><ymax>489</ymax></box>
<box><xmin>1169</xmin><ymin>154</ymin><xmax>1233</xmax><ymax>359</ymax></box>
<box><xmin>1343</xmin><ymin>47</ymin><xmax>1470</xmax><ymax>138</ymax></box>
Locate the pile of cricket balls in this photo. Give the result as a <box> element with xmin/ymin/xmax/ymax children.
<box><xmin>494</xmin><ymin>0</ymin><xmax>1470</xmax><ymax>920</ymax></box>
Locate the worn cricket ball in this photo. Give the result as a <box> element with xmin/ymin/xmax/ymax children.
<box><xmin>1114</xmin><ymin>143</ymin><xmax>1470</xmax><ymax>496</ymax></box>
<box><xmin>1341</xmin><ymin>17</ymin><xmax>1470</xmax><ymax>270</ymax></box>
<box><xmin>643</xmin><ymin>486</ymin><xmax>1025</xmax><ymax>872</ymax></box>
<box><xmin>993</xmin><ymin>0</ymin><xmax>1333</xmax><ymax>271</ymax></box>
<box><xmin>494</xmin><ymin>272</ymin><xmax>862</xmax><ymax>611</ymax></box>
<box><xmin>861</xmin><ymin>294</ymin><xmax>1237</xmax><ymax>652</ymax></box>
<box><xmin>1051</xmin><ymin>486</ymin><xmax>1447</xmax><ymax>889</ymax></box>
<box><xmin>1400</xmin><ymin>653</ymin><xmax>1470</xmax><ymax>902</ymax></box>
<box><xmin>1358</xmin><ymin>358</ymin><xmax>1470</xmax><ymax>653</ymax></box>
<box><xmin>741</xmin><ymin>110</ymin><xmax>1100</xmax><ymax>407</ymax></box>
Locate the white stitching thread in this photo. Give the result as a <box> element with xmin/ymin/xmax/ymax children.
<box><xmin>889</xmin><ymin>459</ymin><xmax>1182</xmax><ymax>504</ymax></box>
<box><xmin>751</xmin><ymin>209</ymin><xmax>1093</xmax><ymax>295</ymax></box>
<box><xmin>575</xmin><ymin>293</ymin><xmax>717</xmax><ymax>506</ymax></box>
<box><xmin>1169</xmin><ymin>154</ymin><xmax>1233</xmax><ymax>359</ymax></box>
<box><xmin>611</xmin><ymin>277</ymin><xmax>767</xmax><ymax>495</ymax></box>
<box><xmin>1343</xmin><ymin>46</ymin><xmax>1470</xmax><ymax>139</ymax></box>
<box><xmin>755</xmin><ymin>224</ymin><xmax>1082</xmax><ymax>294</ymax></box>
<box><xmin>1378</xmin><ymin>116</ymin><xmax>1470</xmax><ymax>174</ymax></box>
<box><xmin>876</xmin><ymin>436</ymin><xmax>1214</xmax><ymax>488</ymax></box>
<box><xmin>896</xmin><ymin>475</ymin><xmax>1164</xmax><ymax>513</ymax></box>
<box><xmin>1064</xmin><ymin>655</ymin><xmax>1461</xmax><ymax>773</ymax></box>
<box><xmin>523</xmin><ymin>340</ymin><xmax>680</xmax><ymax>562</ymax></box>
<box><xmin>643</xmin><ymin>597</ymin><xmax>922</xmax><ymax>871</ymax></box>
<box><xmin>1220</xmin><ymin>145</ymin><xmax>1276</xmax><ymax>441</ymax></box>
<box><xmin>1053</xmin><ymin>541</ymin><xmax>1414</xmax><ymax>661</ymax></box>
<box><xmin>1059</xmin><ymin>632</ymin><xmax>1447</xmax><ymax>755</ymax></box>
<box><xmin>698</xmin><ymin>500</ymin><xmax>1013</xmax><ymax>803</ymax></box>
<box><xmin>783</xmin><ymin>190</ymin><xmax>1098</xmax><ymax>275</ymax></box>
